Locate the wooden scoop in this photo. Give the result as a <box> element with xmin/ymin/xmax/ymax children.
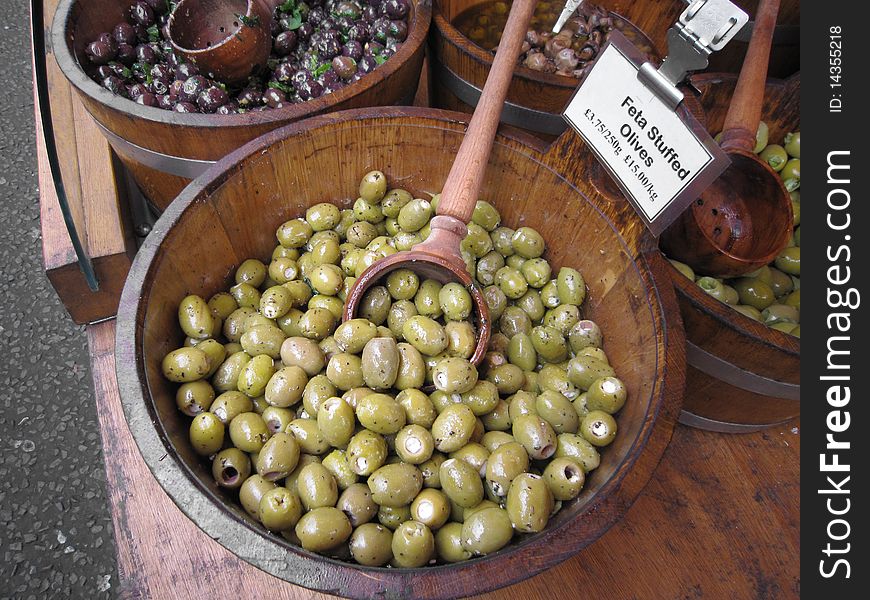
<box><xmin>168</xmin><ymin>0</ymin><xmax>274</xmax><ymax>86</ymax></box>
<box><xmin>343</xmin><ymin>0</ymin><xmax>537</xmax><ymax>366</ymax></box>
<box><xmin>660</xmin><ymin>0</ymin><xmax>793</xmax><ymax>278</ymax></box>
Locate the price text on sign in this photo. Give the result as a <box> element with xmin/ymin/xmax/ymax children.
<box><xmin>562</xmin><ymin>37</ymin><xmax>727</xmax><ymax>235</ymax></box>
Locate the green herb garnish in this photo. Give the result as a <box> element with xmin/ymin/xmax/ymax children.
<box><xmin>146</xmin><ymin>24</ymin><xmax>160</xmax><ymax>42</ymax></box>
<box><xmin>268</xmin><ymin>81</ymin><xmax>294</xmax><ymax>94</ymax></box>
<box><xmin>279</xmin><ymin>0</ymin><xmax>297</xmax><ymax>12</ymax></box>
<box><xmin>237</xmin><ymin>13</ymin><xmax>261</xmax><ymax>27</ymax></box>
<box><xmin>109</xmin><ymin>61</ymin><xmax>132</xmax><ymax>79</ymax></box>
<box><xmin>312</xmin><ymin>63</ymin><xmax>332</xmax><ymax>78</ymax></box>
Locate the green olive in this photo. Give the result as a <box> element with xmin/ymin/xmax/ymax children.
<box><xmin>317</xmin><ymin>396</ymin><xmax>356</xmax><ymax>447</ymax></box>
<box><xmin>754</xmin><ymin>121</ymin><xmax>769</xmax><ymax>153</ymax></box>
<box><xmin>480</xmin><ymin>399</ymin><xmax>511</xmax><ymax>432</ymax></box>
<box><xmin>566</xmin><ymin>355</ymin><xmax>615</xmax><ymax>390</ymax></box>
<box><xmin>733</xmin><ymin>277</ymin><xmax>777</xmax><ymax>310</ymax></box>
<box><xmin>449</xmin><ymin>443</ymin><xmax>489</xmax><ymax>478</ymax></box>
<box><xmin>189</xmin><ymin>412</ymin><xmax>225</xmax><ymax>455</ymax></box>
<box><xmin>395</xmin><ymin>343</ymin><xmax>426</xmax><ymax>390</ymax></box>
<box><xmin>297</xmin><ymin>307</ymin><xmax>336</xmax><ymax>341</ymax></box>
<box><xmin>326</xmin><ymin>353</ymin><xmax>365</xmax><ymax>391</ymax></box>
<box><xmin>239</xmin><ymin>475</ymin><xmax>276</xmax><ymax>521</ymax></box>
<box><xmin>506</xmin><ymin>473</ymin><xmax>554</xmax><ymax>533</ymax></box>
<box><xmin>511</xmin><ymin>227</ymin><xmax>545</xmax><ymax>258</ymax></box>
<box><xmin>256</xmin><ymin>432</ymin><xmax>301</xmax><ymax>481</ymax></box>
<box><xmin>391</xmin><ymin>520</ymin><xmax>435</xmax><ymax>568</ymax></box>
<box><xmin>461</xmin><ymin>507</ymin><xmax>513</xmax><ymax>555</ymax></box>
<box><xmin>295</xmin><ymin>507</ymin><xmax>352</xmax><ymax>552</ymax></box>
<box><xmin>431</xmin><ymin>357</ymin><xmax>478</xmax><ymax>394</ymax></box>
<box><xmin>483</xmin><ymin>285</ymin><xmax>507</xmax><ymax>321</ymax></box>
<box><xmin>444</xmin><ymin>321</ymin><xmax>476</xmax><ymax>359</ymax></box>
<box><xmin>211</xmin><ymin>447</ymin><xmax>251</xmax><ymax>489</ymax></box>
<box><xmin>439</xmin><ymin>458</ymin><xmax>484</xmax><ymax>508</ymax></box>
<box><xmin>361</xmin><ymin>337</ymin><xmax>400</xmax><ymax>389</ymax></box>
<box><xmin>277</xmin><ymin>218</ymin><xmax>313</xmax><ymax>248</ymax></box>
<box><xmin>402</xmin><ymin>315</ymin><xmax>448</xmax><ymax>356</ymax></box>
<box><xmin>431</xmin><ymin>404</ymin><xmax>477</xmax><ymax>453</ymax></box>
<box><xmin>775</xmin><ymin>246</ymin><xmax>800</xmax><ymax>276</ymax></box>
<box><xmin>410</xmin><ymin>488</ymin><xmax>451</xmax><ymax>530</ymax></box>
<box><xmin>498</xmin><ymin>306</ymin><xmax>532</xmax><ymax>338</ymax></box>
<box><xmin>259</xmin><ymin>486</ymin><xmax>304</xmax><ymax>532</ymax></box>
<box><xmin>286</xmin><ymin>418</ymin><xmax>331</xmax><ymax>455</ymax></box>
<box><xmin>435</xmin><ymin>522</ymin><xmax>472</xmax><ymax>563</ymax></box>
<box><xmin>358</xmin><ymin>286</ymin><xmax>392</xmax><ymax>325</ymax></box>
<box><xmin>586</xmin><ymin>376</ymin><xmax>627</xmax><ymax>414</ymax></box>
<box><xmin>162</xmin><ymin>347</ymin><xmax>210</xmax><ymax>383</ymax></box>
<box><xmin>542</xmin><ymin>456</ymin><xmax>585</xmax><ymax>501</ymax></box>
<box><xmin>359</xmin><ymin>170</ymin><xmax>388</xmax><ymax>203</ymax></box>
<box><xmin>512</xmin><ymin>413</ymin><xmax>557</xmax><ymax>460</ymax></box>
<box><xmin>297</xmin><ymin>462</ymin><xmax>339</xmax><ymax>510</ymax></box>
<box><xmin>397</xmin><ymin>198</ymin><xmax>432</xmax><ymax>232</ymax></box>
<box><xmin>485</xmin><ymin>441</ymin><xmax>529</xmax><ymax>498</ymax></box>
<box><xmin>495</xmin><ymin>266</ymin><xmax>528</xmax><ymax>299</ymax></box>
<box><xmin>240</xmin><ymin>325</ymin><xmax>285</xmax><ymax>360</ymax></box>
<box><xmin>208</xmin><ymin>291</ymin><xmax>238</xmax><ymax>320</ymax></box>
<box><xmin>238</xmin><ymin>354</ymin><xmax>274</xmax><ymax>397</ymax></box>
<box><xmin>211</xmin><ymin>351</ymin><xmax>251</xmax><ymax>392</ymax></box>
<box><xmin>261</xmin><ymin>406</ymin><xmax>296</xmax><ymax>435</ymax></box>
<box><xmin>349</xmin><ymin>523</ymin><xmax>394</xmax><ymax>566</ymax></box>
<box><xmin>210</xmin><ymin>391</ymin><xmax>254</xmax><ymax>424</ymax></box>
<box><xmin>229</xmin><ymin>411</ymin><xmax>270</xmax><ymax>453</ymax></box>
<box><xmin>535</xmin><ymin>390</ymin><xmax>579</xmax><ymax>434</ymax></box>
<box><xmin>178</xmin><ymin>295</ymin><xmax>216</xmax><ymax>340</ymax></box>
<box><xmin>395</xmin><ymin>424</ymin><xmax>436</xmax><ymax>465</ymax></box>
<box><xmin>377</xmin><ymin>504</ymin><xmax>412</xmax><ymax>531</ymax></box>
<box><xmin>460</xmin><ymin>380</ymin><xmax>499</xmax><ymax>417</ymax></box>
<box><xmin>338</xmin><ymin>483</ymin><xmax>379</xmax><ymax>528</ymax></box>
<box><xmin>230</xmin><ymin>282</ymin><xmax>261</xmax><ymax>310</ymax></box>
<box><xmin>347</xmin><ymin>429</ymin><xmax>389</xmax><ymax>476</ymax></box>
<box><xmin>176</xmin><ymin>380</ymin><xmax>216</xmax><ymax>416</ymax></box>
<box><xmin>486</xmin><ymin>363</ymin><xmax>526</xmax><ymax>395</ymax></box>
<box><xmin>368</xmin><ymin>462</ymin><xmax>423</xmax><ymax>507</ymax></box>
<box><xmin>580</xmin><ymin>410</ymin><xmax>618</xmax><ymax>446</ymax></box>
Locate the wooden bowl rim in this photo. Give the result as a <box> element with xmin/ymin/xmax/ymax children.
<box><xmin>115</xmin><ymin>106</ymin><xmax>683</xmax><ymax>598</ymax></box>
<box><xmin>431</xmin><ymin>1</ymin><xmax>657</xmax><ymax>91</ymax></box>
<box><xmin>50</xmin><ymin>0</ymin><xmax>432</xmax><ymax>129</ymax></box>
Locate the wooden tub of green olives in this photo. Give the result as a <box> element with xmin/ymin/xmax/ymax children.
<box><xmin>51</xmin><ymin>0</ymin><xmax>431</xmax><ymax>212</ymax></box>
<box><xmin>115</xmin><ymin>106</ymin><xmax>685</xmax><ymax>598</ymax></box>
<box><xmin>429</xmin><ymin>0</ymin><xmax>658</xmax><ymax>140</ymax></box>
<box><xmin>667</xmin><ymin>74</ymin><xmax>800</xmax><ymax>433</ymax></box>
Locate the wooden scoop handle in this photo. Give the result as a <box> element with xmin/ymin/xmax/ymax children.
<box><xmin>434</xmin><ymin>0</ymin><xmax>537</xmax><ymax>223</ymax></box>
<box><xmin>719</xmin><ymin>0</ymin><xmax>781</xmax><ymax>152</ymax></box>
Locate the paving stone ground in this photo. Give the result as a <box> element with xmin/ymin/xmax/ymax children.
<box><xmin>0</xmin><ymin>1</ymin><xmax>118</xmax><ymax>597</ymax></box>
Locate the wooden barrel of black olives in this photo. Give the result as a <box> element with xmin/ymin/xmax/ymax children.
<box><xmin>51</xmin><ymin>0</ymin><xmax>431</xmax><ymax>212</ymax></box>
<box><xmin>672</xmin><ymin>74</ymin><xmax>800</xmax><ymax>433</ymax></box>
<box><xmin>429</xmin><ymin>0</ymin><xmax>659</xmax><ymax>140</ymax></box>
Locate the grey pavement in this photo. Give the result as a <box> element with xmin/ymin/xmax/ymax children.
<box><xmin>0</xmin><ymin>0</ymin><xmax>118</xmax><ymax>598</ymax></box>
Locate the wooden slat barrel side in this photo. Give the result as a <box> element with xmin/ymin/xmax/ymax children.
<box><xmin>428</xmin><ymin>0</ymin><xmax>659</xmax><ymax>138</ymax></box>
<box><xmin>51</xmin><ymin>0</ymin><xmax>431</xmax><ymax>210</ymax></box>
<box><xmin>115</xmin><ymin>107</ymin><xmax>683</xmax><ymax>599</ymax></box>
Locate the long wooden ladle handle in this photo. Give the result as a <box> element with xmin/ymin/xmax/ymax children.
<box><xmin>434</xmin><ymin>0</ymin><xmax>537</xmax><ymax>223</ymax></box>
<box><xmin>719</xmin><ymin>0</ymin><xmax>781</xmax><ymax>152</ymax></box>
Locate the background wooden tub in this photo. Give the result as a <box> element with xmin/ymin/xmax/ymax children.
<box><xmin>115</xmin><ymin>107</ymin><xmax>685</xmax><ymax>598</ymax></box>
<box><xmin>429</xmin><ymin>0</ymin><xmax>658</xmax><ymax>140</ymax></box>
<box><xmin>672</xmin><ymin>73</ymin><xmax>800</xmax><ymax>433</ymax></box>
<box><xmin>51</xmin><ymin>0</ymin><xmax>431</xmax><ymax>212</ymax></box>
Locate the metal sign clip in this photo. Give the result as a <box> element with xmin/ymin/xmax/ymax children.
<box><xmin>638</xmin><ymin>0</ymin><xmax>749</xmax><ymax>109</ymax></box>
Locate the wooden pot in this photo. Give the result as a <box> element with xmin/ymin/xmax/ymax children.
<box><xmin>51</xmin><ymin>0</ymin><xmax>431</xmax><ymax>212</ymax></box>
<box><xmin>429</xmin><ymin>0</ymin><xmax>658</xmax><ymax>140</ymax></box>
<box><xmin>673</xmin><ymin>73</ymin><xmax>800</xmax><ymax>433</ymax></box>
<box><xmin>115</xmin><ymin>107</ymin><xmax>685</xmax><ymax>598</ymax></box>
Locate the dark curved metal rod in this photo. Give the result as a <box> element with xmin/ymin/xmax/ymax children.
<box><xmin>30</xmin><ymin>0</ymin><xmax>99</xmax><ymax>291</ymax></box>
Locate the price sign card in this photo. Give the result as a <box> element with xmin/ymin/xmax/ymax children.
<box><xmin>563</xmin><ymin>31</ymin><xmax>729</xmax><ymax>236</ymax></box>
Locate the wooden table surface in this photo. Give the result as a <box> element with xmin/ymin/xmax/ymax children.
<box><xmin>86</xmin><ymin>320</ymin><xmax>799</xmax><ymax>600</ymax></box>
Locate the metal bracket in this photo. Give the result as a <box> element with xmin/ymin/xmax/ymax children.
<box><xmin>639</xmin><ymin>0</ymin><xmax>749</xmax><ymax>109</ymax></box>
